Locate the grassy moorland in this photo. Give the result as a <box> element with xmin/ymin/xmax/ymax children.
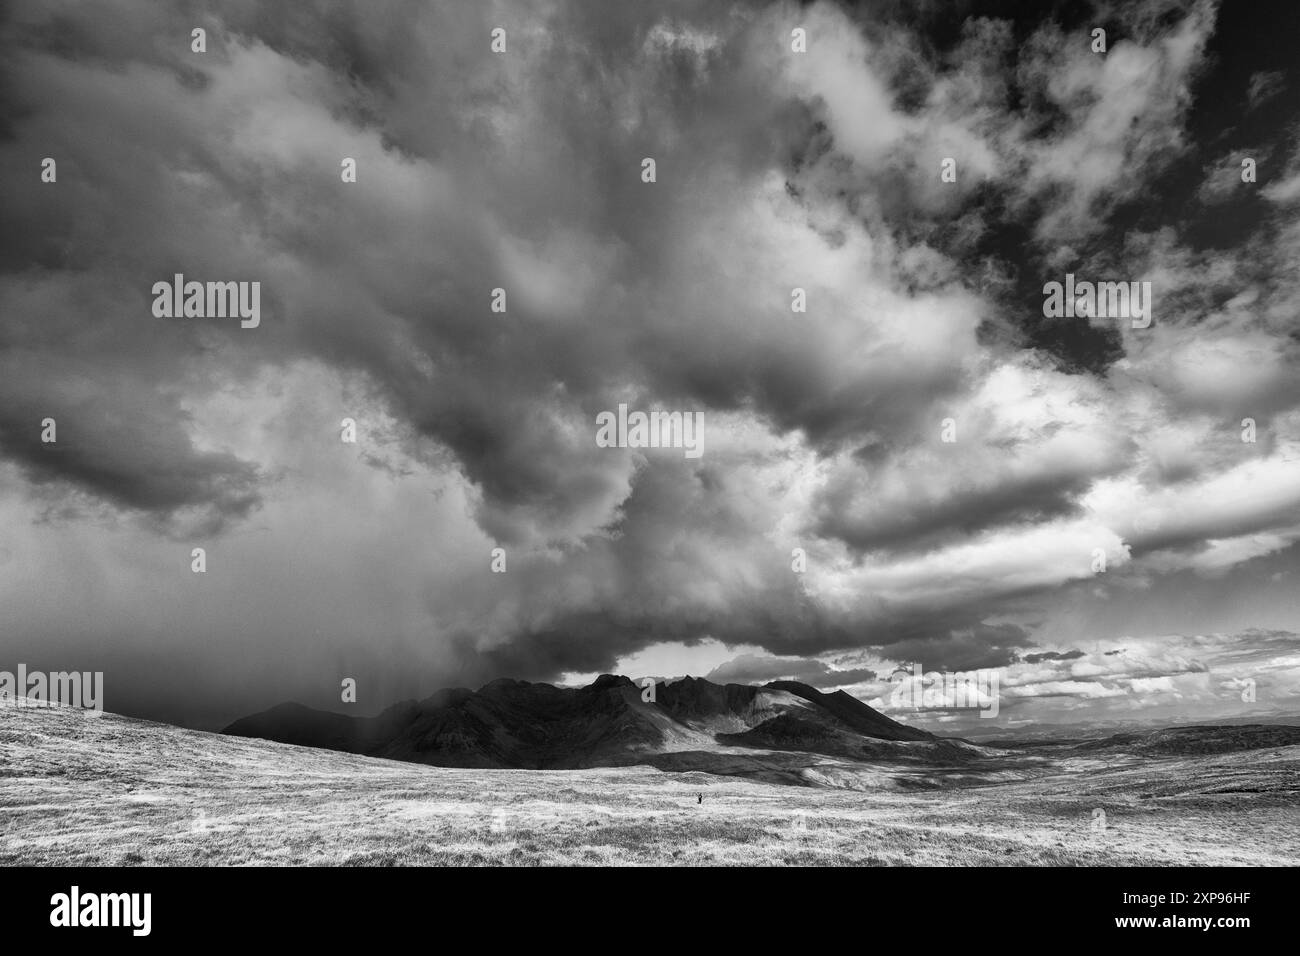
<box><xmin>1</xmin><ymin>704</ymin><xmax>1295</xmax><ymax>866</ymax></box>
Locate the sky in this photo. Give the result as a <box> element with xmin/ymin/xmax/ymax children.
<box><xmin>1</xmin><ymin>0</ymin><xmax>1298</xmax><ymax>734</ymax></box>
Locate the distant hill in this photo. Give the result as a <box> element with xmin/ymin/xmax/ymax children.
<box><xmin>224</xmin><ymin>674</ymin><xmax>933</xmax><ymax>770</ymax></box>
<box><xmin>1070</xmin><ymin>724</ymin><xmax>1300</xmax><ymax>756</ymax></box>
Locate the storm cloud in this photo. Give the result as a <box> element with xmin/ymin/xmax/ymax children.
<box><xmin>1</xmin><ymin>0</ymin><xmax>1298</xmax><ymax>729</ymax></box>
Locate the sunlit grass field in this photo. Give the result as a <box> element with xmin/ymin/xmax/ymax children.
<box><xmin>2</xmin><ymin>704</ymin><xmax>1295</xmax><ymax>866</ymax></box>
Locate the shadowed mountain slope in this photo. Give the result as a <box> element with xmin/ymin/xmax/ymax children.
<box><xmin>224</xmin><ymin>674</ymin><xmax>934</xmax><ymax>770</ymax></box>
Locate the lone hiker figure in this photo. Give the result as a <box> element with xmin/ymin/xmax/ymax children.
<box><xmin>697</xmin><ymin>793</ymin><xmax>702</xmax><ymax>805</ymax></box>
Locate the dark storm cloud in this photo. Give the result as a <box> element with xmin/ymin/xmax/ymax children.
<box><xmin>0</xmin><ymin>370</ymin><xmax>261</xmax><ymax>535</ymax></box>
<box><xmin>1019</xmin><ymin>649</ymin><xmax>1085</xmax><ymax>664</ymax></box>
<box><xmin>0</xmin><ymin>0</ymin><xmax>1237</xmax><ymax>534</ymax></box>
<box><xmin>812</xmin><ymin>464</ymin><xmax>1098</xmax><ymax>554</ymax></box>
<box><xmin>882</xmin><ymin>623</ymin><xmax>1035</xmax><ymax>672</ymax></box>
<box><xmin>1</xmin><ymin>0</ymin><xmax>1299</xmax><ymax>728</ymax></box>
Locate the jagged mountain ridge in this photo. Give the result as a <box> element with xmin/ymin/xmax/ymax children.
<box><xmin>223</xmin><ymin>673</ymin><xmax>933</xmax><ymax>769</ymax></box>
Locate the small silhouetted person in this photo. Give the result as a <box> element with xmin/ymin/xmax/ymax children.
<box><xmin>697</xmin><ymin>793</ymin><xmax>702</xmax><ymax>804</ymax></box>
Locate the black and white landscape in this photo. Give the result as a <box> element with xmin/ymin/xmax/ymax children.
<box><xmin>2</xmin><ymin>0</ymin><xmax>1299</xmax><ymax>870</ymax></box>
<box><xmin>3</xmin><ymin>680</ymin><xmax>1298</xmax><ymax>865</ymax></box>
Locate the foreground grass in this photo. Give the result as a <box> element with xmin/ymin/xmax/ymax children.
<box><xmin>1</xmin><ymin>705</ymin><xmax>1295</xmax><ymax>866</ymax></box>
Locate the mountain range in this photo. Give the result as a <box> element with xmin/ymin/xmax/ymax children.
<box><xmin>223</xmin><ymin>674</ymin><xmax>936</xmax><ymax>771</ymax></box>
